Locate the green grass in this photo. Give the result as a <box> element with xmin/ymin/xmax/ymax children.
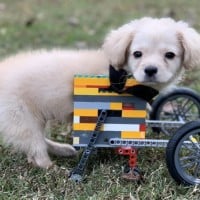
<box><xmin>1</xmin><ymin>0</ymin><xmax>200</xmax><ymax>199</ymax></box>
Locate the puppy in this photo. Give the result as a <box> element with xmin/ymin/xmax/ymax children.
<box><xmin>0</xmin><ymin>17</ymin><xmax>200</xmax><ymax>169</ymax></box>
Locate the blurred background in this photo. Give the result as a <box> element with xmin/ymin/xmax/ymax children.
<box><xmin>0</xmin><ymin>0</ymin><xmax>200</xmax><ymax>52</ymax></box>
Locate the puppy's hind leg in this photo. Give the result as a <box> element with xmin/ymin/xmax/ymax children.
<box><xmin>0</xmin><ymin>99</ymin><xmax>53</xmax><ymax>169</ymax></box>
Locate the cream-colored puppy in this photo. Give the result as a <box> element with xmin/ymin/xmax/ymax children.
<box><xmin>0</xmin><ymin>17</ymin><xmax>200</xmax><ymax>169</ymax></box>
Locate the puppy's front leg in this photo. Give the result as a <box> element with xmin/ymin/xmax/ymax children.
<box><xmin>0</xmin><ymin>100</ymin><xmax>53</xmax><ymax>169</ymax></box>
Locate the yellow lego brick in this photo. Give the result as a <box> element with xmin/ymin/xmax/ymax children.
<box><xmin>73</xmin><ymin>123</ymin><xmax>96</xmax><ymax>131</ymax></box>
<box><xmin>122</xmin><ymin>110</ymin><xmax>147</xmax><ymax>118</ymax></box>
<box><xmin>97</xmin><ymin>92</ymin><xmax>130</xmax><ymax>96</ymax></box>
<box><xmin>126</xmin><ymin>78</ymin><xmax>139</xmax><ymax>86</ymax></box>
<box><xmin>74</xmin><ymin>77</ymin><xmax>109</xmax><ymax>87</ymax></box>
<box><xmin>74</xmin><ymin>87</ymin><xmax>99</xmax><ymax>95</ymax></box>
<box><xmin>74</xmin><ymin>109</ymin><xmax>98</xmax><ymax>116</ymax></box>
<box><xmin>110</xmin><ymin>102</ymin><xmax>122</xmax><ymax>110</ymax></box>
<box><xmin>73</xmin><ymin>137</ymin><xmax>80</xmax><ymax>145</ymax></box>
<box><xmin>121</xmin><ymin>131</ymin><xmax>145</xmax><ymax>139</ymax></box>
<box><xmin>74</xmin><ymin>87</ymin><xmax>132</xmax><ymax>96</ymax></box>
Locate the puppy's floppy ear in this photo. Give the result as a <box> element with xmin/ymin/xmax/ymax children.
<box><xmin>177</xmin><ymin>22</ymin><xmax>200</xmax><ymax>69</ymax></box>
<box><xmin>102</xmin><ymin>21</ymin><xmax>136</xmax><ymax>69</ymax></box>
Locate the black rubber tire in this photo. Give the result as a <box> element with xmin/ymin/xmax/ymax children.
<box><xmin>150</xmin><ymin>87</ymin><xmax>200</xmax><ymax>135</ymax></box>
<box><xmin>166</xmin><ymin>120</ymin><xmax>200</xmax><ymax>185</ymax></box>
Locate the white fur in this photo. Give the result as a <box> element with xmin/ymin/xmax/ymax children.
<box><xmin>0</xmin><ymin>17</ymin><xmax>200</xmax><ymax>168</ymax></box>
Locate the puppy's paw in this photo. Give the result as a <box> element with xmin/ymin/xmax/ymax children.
<box><xmin>27</xmin><ymin>154</ymin><xmax>53</xmax><ymax>169</ymax></box>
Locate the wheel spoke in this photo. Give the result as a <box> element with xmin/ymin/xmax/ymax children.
<box><xmin>181</xmin><ymin>99</ymin><xmax>194</xmax><ymax>112</ymax></box>
<box><xmin>180</xmin><ymin>155</ymin><xmax>198</xmax><ymax>162</ymax></box>
<box><xmin>177</xmin><ymin>99</ymin><xmax>198</xmax><ymax>121</ymax></box>
<box><xmin>169</xmin><ymin>100</ymin><xmax>178</xmax><ymax>118</ymax></box>
<box><xmin>182</xmin><ymin>143</ymin><xmax>197</xmax><ymax>153</ymax></box>
<box><xmin>181</xmin><ymin>98</ymin><xmax>191</xmax><ymax>110</ymax></box>
<box><xmin>181</xmin><ymin>160</ymin><xmax>197</xmax><ymax>168</ymax></box>
<box><xmin>182</xmin><ymin>101</ymin><xmax>196</xmax><ymax>117</ymax></box>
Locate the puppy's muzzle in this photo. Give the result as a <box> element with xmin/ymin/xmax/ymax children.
<box><xmin>144</xmin><ymin>66</ymin><xmax>158</xmax><ymax>77</ymax></box>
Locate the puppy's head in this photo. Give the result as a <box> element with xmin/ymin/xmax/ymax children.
<box><xmin>103</xmin><ymin>17</ymin><xmax>200</xmax><ymax>89</ymax></box>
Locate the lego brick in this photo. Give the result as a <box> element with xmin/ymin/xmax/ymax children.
<box><xmin>73</xmin><ymin>116</ymin><xmax>80</xmax><ymax>123</ymax></box>
<box><xmin>74</xmin><ymin>87</ymin><xmax>99</xmax><ymax>95</ymax></box>
<box><xmin>74</xmin><ymin>76</ymin><xmax>109</xmax><ymax>87</ymax></box>
<box><xmin>73</xmin><ymin>123</ymin><xmax>96</xmax><ymax>131</ymax></box>
<box><xmin>110</xmin><ymin>102</ymin><xmax>122</xmax><ymax>110</ymax></box>
<box><xmin>122</xmin><ymin>103</ymin><xmax>135</xmax><ymax>110</ymax></box>
<box><xmin>74</xmin><ymin>95</ymin><xmax>147</xmax><ymax>109</ymax></box>
<box><xmin>74</xmin><ymin>109</ymin><xmax>98</xmax><ymax>116</ymax></box>
<box><xmin>72</xmin><ymin>131</ymin><xmax>122</xmax><ymax>147</ymax></box>
<box><xmin>73</xmin><ymin>137</ymin><xmax>80</xmax><ymax>145</ymax></box>
<box><xmin>80</xmin><ymin>116</ymin><xmax>98</xmax><ymax>123</ymax></box>
<box><xmin>103</xmin><ymin>124</ymin><xmax>139</xmax><ymax>131</ymax></box>
<box><xmin>101</xmin><ymin>117</ymin><xmax>145</xmax><ymax>124</ymax></box>
<box><xmin>106</xmin><ymin>110</ymin><xmax>122</xmax><ymax>117</ymax></box>
<box><xmin>74</xmin><ymin>102</ymin><xmax>110</xmax><ymax>109</ymax></box>
<box><xmin>140</xmin><ymin>124</ymin><xmax>146</xmax><ymax>132</ymax></box>
<box><xmin>121</xmin><ymin>131</ymin><xmax>145</xmax><ymax>139</ymax></box>
<box><xmin>122</xmin><ymin>110</ymin><xmax>147</xmax><ymax>118</ymax></box>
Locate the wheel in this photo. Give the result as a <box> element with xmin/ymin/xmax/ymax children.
<box><xmin>150</xmin><ymin>87</ymin><xmax>200</xmax><ymax>136</ymax></box>
<box><xmin>166</xmin><ymin>120</ymin><xmax>200</xmax><ymax>185</ymax></box>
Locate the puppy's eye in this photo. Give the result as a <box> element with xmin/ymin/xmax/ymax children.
<box><xmin>133</xmin><ymin>51</ymin><xmax>142</xmax><ymax>58</ymax></box>
<box><xmin>165</xmin><ymin>52</ymin><xmax>175</xmax><ymax>59</ymax></box>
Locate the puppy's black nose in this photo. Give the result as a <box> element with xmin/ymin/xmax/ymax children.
<box><xmin>144</xmin><ymin>66</ymin><xmax>158</xmax><ymax>77</ymax></box>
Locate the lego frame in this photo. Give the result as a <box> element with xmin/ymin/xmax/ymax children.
<box><xmin>69</xmin><ymin>74</ymin><xmax>200</xmax><ymax>185</ymax></box>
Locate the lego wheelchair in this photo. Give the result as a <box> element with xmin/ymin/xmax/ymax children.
<box><xmin>69</xmin><ymin>66</ymin><xmax>200</xmax><ymax>185</ymax></box>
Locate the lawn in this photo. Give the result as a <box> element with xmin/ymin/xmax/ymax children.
<box><xmin>0</xmin><ymin>0</ymin><xmax>200</xmax><ymax>199</ymax></box>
